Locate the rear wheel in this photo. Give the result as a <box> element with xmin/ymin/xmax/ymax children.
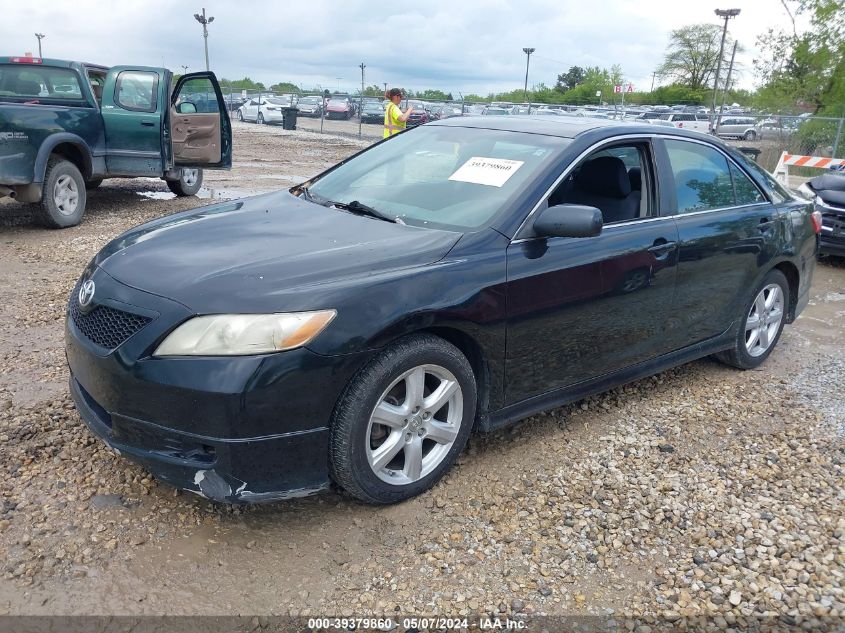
<box><xmin>166</xmin><ymin>168</ymin><xmax>203</xmax><ymax>196</ymax></box>
<box><xmin>743</xmin><ymin>130</ymin><xmax>757</xmax><ymax>141</ymax></box>
<box><xmin>329</xmin><ymin>334</ymin><xmax>476</xmax><ymax>504</ymax></box>
<box><xmin>715</xmin><ymin>269</ymin><xmax>789</xmax><ymax>369</ymax></box>
<box><xmin>38</xmin><ymin>157</ymin><xmax>86</xmax><ymax>228</ymax></box>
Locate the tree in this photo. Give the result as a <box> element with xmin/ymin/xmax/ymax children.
<box><xmin>555</xmin><ymin>66</ymin><xmax>585</xmax><ymax>92</ymax></box>
<box><xmin>754</xmin><ymin>0</ymin><xmax>845</xmax><ymax>114</ymax></box>
<box><xmin>219</xmin><ymin>77</ymin><xmax>266</xmax><ymax>91</ymax></box>
<box><xmin>656</xmin><ymin>24</ymin><xmax>738</xmax><ymax>91</ymax></box>
<box><xmin>269</xmin><ymin>82</ymin><xmax>301</xmax><ymax>94</ymax></box>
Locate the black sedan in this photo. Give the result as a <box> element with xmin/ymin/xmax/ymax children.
<box><xmin>66</xmin><ymin>117</ymin><xmax>819</xmax><ymax>504</ymax></box>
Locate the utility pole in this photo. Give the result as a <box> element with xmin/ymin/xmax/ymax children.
<box><xmin>193</xmin><ymin>8</ymin><xmax>214</xmax><ymax>71</ymax></box>
<box><xmin>711</xmin><ymin>8</ymin><xmax>740</xmax><ymax>127</ymax></box>
<box><xmin>716</xmin><ymin>40</ymin><xmax>738</xmax><ymax>131</ymax></box>
<box><xmin>383</xmin><ymin>82</ymin><xmax>388</xmax><ymax>93</ymax></box>
<box><xmin>34</xmin><ymin>33</ymin><xmax>45</xmax><ymax>58</ymax></box>
<box><xmin>359</xmin><ymin>62</ymin><xmax>365</xmax><ymax>138</ymax></box>
<box><xmin>522</xmin><ymin>47</ymin><xmax>535</xmax><ymax>103</ymax></box>
<box><xmin>650</xmin><ymin>72</ymin><xmax>657</xmax><ymax>92</ymax></box>
<box><xmin>336</xmin><ymin>78</ymin><xmax>343</xmax><ymax>93</ymax></box>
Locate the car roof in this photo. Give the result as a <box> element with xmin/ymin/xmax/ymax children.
<box><xmin>429</xmin><ymin>115</ymin><xmax>710</xmax><ymax>140</ymax></box>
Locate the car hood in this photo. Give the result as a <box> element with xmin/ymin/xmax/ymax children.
<box><xmin>95</xmin><ymin>191</ymin><xmax>461</xmax><ymax>313</ymax></box>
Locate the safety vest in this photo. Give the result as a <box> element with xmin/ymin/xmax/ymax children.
<box><xmin>384</xmin><ymin>103</ymin><xmax>405</xmax><ymax>138</ymax></box>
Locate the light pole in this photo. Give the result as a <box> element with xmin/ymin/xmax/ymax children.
<box><xmin>193</xmin><ymin>8</ymin><xmax>214</xmax><ymax>71</ymax></box>
<box><xmin>711</xmin><ymin>8</ymin><xmax>740</xmax><ymax>123</ymax></box>
<box><xmin>522</xmin><ymin>47</ymin><xmax>535</xmax><ymax>103</ymax></box>
<box><xmin>181</xmin><ymin>65</ymin><xmax>189</xmax><ymax>75</ymax></box>
<box><xmin>336</xmin><ymin>78</ymin><xmax>343</xmax><ymax>93</ymax></box>
<box><xmin>35</xmin><ymin>33</ymin><xmax>45</xmax><ymax>58</ymax></box>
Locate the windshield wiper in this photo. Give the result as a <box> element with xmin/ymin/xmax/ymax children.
<box><xmin>330</xmin><ymin>200</ymin><xmax>401</xmax><ymax>224</ymax></box>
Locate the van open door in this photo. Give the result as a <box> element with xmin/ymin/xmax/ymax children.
<box><xmin>169</xmin><ymin>72</ymin><xmax>231</xmax><ymax>169</ymax></box>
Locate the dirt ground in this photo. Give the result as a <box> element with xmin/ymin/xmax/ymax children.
<box><xmin>0</xmin><ymin>122</ymin><xmax>843</xmax><ymax>623</ymax></box>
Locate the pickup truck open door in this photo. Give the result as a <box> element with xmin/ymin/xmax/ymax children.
<box><xmin>168</xmin><ymin>72</ymin><xmax>231</xmax><ymax>170</ymax></box>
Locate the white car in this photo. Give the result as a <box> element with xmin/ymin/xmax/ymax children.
<box><xmin>658</xmin><ymin>112</ymin><xmax>711</xmax><ymax>133</ymax></box>
<box><xmin>236</xmin><ymin>96</ymin><xmax>294</xmax><ymax>125</ymax></box>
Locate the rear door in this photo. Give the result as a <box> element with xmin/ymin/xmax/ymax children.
<box><xmin>169</xmin><ymin>72</ymin><xmax>231</xmax><ymax>169</ymax></box>
<box><xmin>656</xmin><ymin>136</ymin><xmax>783</xmax><ymax>349</ymax></box>
<box><xmin>101</xmin><ymin>66</ymin><xmax>166</xmax><ymax>176</ymax></box>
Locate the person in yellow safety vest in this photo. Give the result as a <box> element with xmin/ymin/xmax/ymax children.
<box><xmin>383</xmin><ymin>88</ymin><xmax>414</xmax><ymax>139</ymax></box>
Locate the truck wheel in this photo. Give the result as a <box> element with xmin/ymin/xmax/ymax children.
<box><xmin>39</xmin><ymin>157</ymin><xmax>86</xmax><ymax>228</ymax></box>
<box><xmin>166</xmin><ymin>168</ymin><xmax>203</xmax><ymax>196</ymax></box>
<box><xmin>85</xmin><ymin>179</ymin><xmax>104</xmax><ymax>189</ymax></box>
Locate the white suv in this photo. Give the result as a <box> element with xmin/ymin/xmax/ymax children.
<box><xmin>659</xmin><ymin>113</ymin><xmax>711</xmax><ymax>133</ymax></box>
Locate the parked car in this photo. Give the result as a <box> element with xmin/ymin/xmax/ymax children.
<box><xmin>636</xmin><ymin>112</ymin><xmax>664</xmax><ymax>121</ymax></box>
<box><xmin>405</xmin><ymin>100</ymin><xmax>430</xmax><ymax>127</ymax></box>
<box><xmin>326</xmin><ymin>97</ymin><xmax>353</xmax><ymax>119</ymax></box>
<box><xmin>431</xmin><ymin>105</ymin><xmax>463</xmax><ymax>120</ymax></box>
<box><xmin>0</xmin><ymin>56</ymin><xmax>231</xmax><ymax>227</ymax></box>
<box><xmin>360</xmin><ymin>100</ymin><xmax>384</xmax><ymax>123</ymax></box>
<box><xmin>797</xmin><ymin>171</ymin><xmax>845</xmax><ymax>256</ymax></box>
<box><xmin>481</xmin><ymin>107</ymin><xmax>511</xmax><ymax>116</ymax></box>
<box><xmin>659</xmin><ymin>112</ymin><xmax>710</xmax><ymax>133</ymax></box>
<box><xmin>66</xmin><ymin>117</ymin><xmax>818</xmax><ymax>505</ymax></box>
<box><xmin>715</xmin><ymin>117</ymin><xmax>763</xmax><ymax>141</ymax></box>
<box><xmin>237</xmin><ymin>96</ymin><xmax>294</xmax><ymax>125</ymax></box>
<box><xmin>296</xmin><ymin>95</ymin><xmax>323</xmax><ymax>117</ymax></box>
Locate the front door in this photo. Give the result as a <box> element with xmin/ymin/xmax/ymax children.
<box><xmin>657</xmin><ymin>137</ymin><xmax>785</xmax><ymax>348</ymax></box>
<box><xmin>101</xmin><ymin>66</ymin><xmax>165</xmax><ymax>176</ymax></box>
<box><xmin>504</xmin><ymin>139</ymin><xmax>679</xmax><ymax>405</ymax></box>
<box><xmin>169</xmin><ymin>72</ymin><xmax>232</xmax><ymax>169</ymax></box>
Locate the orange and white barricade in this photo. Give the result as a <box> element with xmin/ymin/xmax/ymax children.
<box><xmin>773</xmin><ymin>151</ymin><xmax>845</xmax><ymax>185</ymax></box>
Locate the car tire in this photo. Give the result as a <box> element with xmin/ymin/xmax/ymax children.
<box><xmin>715</xmin><ymin>269</ymin><xmax>789</xmax><ymax>370</ymax></box>
<box><xmin>237</xmin><ymin>110</ymin><xmax>244</xmax><ymax>122</ymax></box>
<box><xmin>38</xmin><ymin>157</ymin><xmax>86</xmax><ymax>228</ymax></box>
<box><xmin>85</xmin><ymin>178</ymin><xmax>104</xmax><ymax>190</ymax></box>
<box><xmin>166</xmin><ymin>168</ymin><xmax>203</xmax><ymax>196</ymax></box>
<box><xmin>257</xmin><ymin>113</ymin><xmax>264</xmax><ymax>125</ymax></box>
<box><xmin>329</xmin><ymin>333</ymin><xmax>477</xmax><ymax>505</ymax></box>
<box><xmin>744</xmin><ymin>130</ymin><xmax>757</xmax><ymax>141</ymax></box>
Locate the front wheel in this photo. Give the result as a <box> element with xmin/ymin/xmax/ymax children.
<box><xmin>166</xmin><ymin>168</ymin><xmax>203</xmax><ymax>196</ymax></box>
<box><xmin>744</xmin><ymin>130</ymin><xmax>757</xmax><ymax>141</ymax></box>
<box><xmin>237</xmin><ymin>110</ymin><xmax>244</xmax><ymax>121</ymax></box>
<box><xmin>329</xmin><ymin>334</ymin><xmax>476</xmax><ymax>505</ymax></box>
<box><xmin>715</xmin><ymin>269</ymin><xmax>789</xmax><ymax>369</ymax></box>
<box><xmin>257</xmin><ymin>112</ymin><xmax>265</xmax><ymax>125</ymax></box>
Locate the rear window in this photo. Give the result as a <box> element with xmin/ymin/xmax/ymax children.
<box><xmin>0</xmin><ymin>64</ymin><xmax>84</xmax><ymax>100</ymax></box>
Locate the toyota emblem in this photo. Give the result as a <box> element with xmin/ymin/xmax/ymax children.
<box><xmin>78</xmin><ymin>280</ymin><xmax>96</xmax><ymax>307</ymax></box>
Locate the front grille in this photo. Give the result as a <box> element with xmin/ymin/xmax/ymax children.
<box><xmin>822</xmin><ymin>212</ymin><xmax>845</xmax><ymax>237</ymax></box>
<box><xmin>69</xmin><ymin>287</ymin><xmax>152</xmax><ymax>350</ymax></box>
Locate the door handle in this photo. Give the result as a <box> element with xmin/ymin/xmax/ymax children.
<box><xmin>758</xmin><ymin>218</ymin><xmax>774</xmax><ymax>232</ymax></box>
<box><xmin>140</xmin><ymin>121</ymin><xmax>155</xmax><ymax>127</ymax></box>
<box><xmin>648</xmin><ymin>240</ymin><xmax>677</xmax><ymax>260</ymax></box>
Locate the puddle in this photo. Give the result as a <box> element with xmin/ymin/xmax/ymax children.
<box><xmin>137</xmin><ymin>186</ymin><xmax>272</xmax><ymax>202</ymax></box>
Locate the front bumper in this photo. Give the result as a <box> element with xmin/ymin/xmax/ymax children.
<box><xmin>819</xmin><ymin>203</ymin><xmax>845</xmax><ymax>256</ymax></box>
<box><xmin>65</xmin><ymin>267</ymin><xmax>369</xmax><ymax>503</ymax></box>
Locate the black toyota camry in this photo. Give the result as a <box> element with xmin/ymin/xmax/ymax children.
<box><xmin>66</xmin><ymin>117</ymin><xmax>820</xmax><ymax>504</ymax></box>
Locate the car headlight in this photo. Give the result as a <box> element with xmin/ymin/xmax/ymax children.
<box><xmin>153</xmin><ymin>310</ymin><xmax>336</xmax><ymax>356</ymax></box>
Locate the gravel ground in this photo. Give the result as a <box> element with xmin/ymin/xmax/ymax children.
<box><xmin>0</xmin><ymin>123</ymin><xmax>842</xmax><ymax>627</ymax></box>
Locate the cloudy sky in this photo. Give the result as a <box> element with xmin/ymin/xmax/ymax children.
<box><xmin>4</xmin><ymin>1</ymin><xmax>803</xmax><ymax>95</ymax></box>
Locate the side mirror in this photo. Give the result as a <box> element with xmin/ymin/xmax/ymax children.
<box><xmin>176</xmin><ymin>101</ymin><xmax>197</xmax><ymax>114</ymax></box>
<box><xmin>533</xmin><ymin>204</ymin><xmax>603</xmax><ymax>238</ymax></box>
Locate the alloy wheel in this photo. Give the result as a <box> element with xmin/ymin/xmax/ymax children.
<box><xmin>53</xmin><ymin>174</ymin><xmax>79</xmax><ymax>216</ymax></box>
<box><xmin>745</xmin><ymin>283</ymin><xmax>784</xmax><ymax>357</ymax></box>
<box><xmin>182</xmin><ymin>169</ymin><xmax>199</xmax><ymax>187</ymax></box>
<box><xmin>366</xmin><ymin>364</ymin><xmax>463</xmax><ymax>485</ymax></box>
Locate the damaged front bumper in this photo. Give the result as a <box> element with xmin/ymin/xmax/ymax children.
<box><xmin>70</xmin><ymin>376</ymin><xmax>331</xmax><ymax>503</ymax></box>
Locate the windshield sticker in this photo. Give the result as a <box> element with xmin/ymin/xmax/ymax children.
<box><xmin>448</xmin><ymin>157</ymin><xmax>524</xmax><ymax>187</ymax></box>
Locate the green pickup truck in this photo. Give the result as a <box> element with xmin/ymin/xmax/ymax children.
<box><xmin>0</xmin><ymin>56</ymin><xmax>232</xmax><ymax>227</ymax></box>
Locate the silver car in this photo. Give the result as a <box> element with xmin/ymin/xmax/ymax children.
<box><xmin>716</xmin><ymin>117</ymin><xmax>763</xmax><ymax>141</ymax></box>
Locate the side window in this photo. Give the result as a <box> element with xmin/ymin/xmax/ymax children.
<box><xmin>173</xmin><ymin>76</ymin><xmax>218</xmax><ymax>113</ymax></box>
<box><xmin>664</xmin><ymin>139</ymin><xmax>735</xmax><ymax>213</ymax></box>
<box><xmin>547</xmin><ymin>143</ymin><xmax>652</xmax><ymax>225</ymax></box>
<box><xmin>115</xmin><ymin>71</ymin><xmax>157</xmax><ymax>112</ymax></box>
<box><xmin>730</xmin><ymin>163</ymin><xmax>766</xmax><ymax>205</ymax></box>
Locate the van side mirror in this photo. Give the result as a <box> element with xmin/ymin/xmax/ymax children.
<box><xmin>176</xmin><ymin>101</ymin><xmax>197</xmax><ymax>114</ymax></box>
<box><xmin>533</xmin><ymin>204</ymin><xmax>603</xmax><ymax>238</ymax></box>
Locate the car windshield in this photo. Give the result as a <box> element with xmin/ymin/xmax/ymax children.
<box><xmin>306</xmin><ymin>125</ymin><xmax>567</xmax><ymax>231</ymax></box>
